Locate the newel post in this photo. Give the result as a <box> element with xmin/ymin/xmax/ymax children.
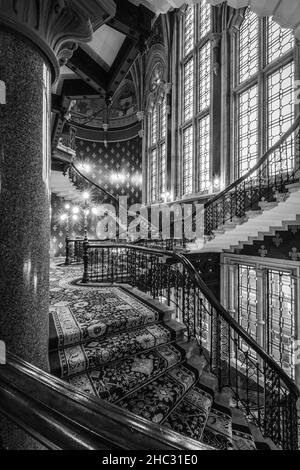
<box><xmin>82</xmin><ymin>240</ymin><xmax>90</xmax><ymax>284</ymax></box>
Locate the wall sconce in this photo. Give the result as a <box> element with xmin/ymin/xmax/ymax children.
<box><xmin>213</xmin><ymin>176</ymin><xmax>220</xmax><ymax>191</ymax></box>
<box><xmin>161</xmin><ymin>191</ymin><xmax>171</xmax><ymax>203</ymax></box>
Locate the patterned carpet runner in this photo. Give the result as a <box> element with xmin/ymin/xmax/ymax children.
<box><xmin>49</xmin><ymin>261</ymin><xmax>274</xmax><ymax>450</ymax></box>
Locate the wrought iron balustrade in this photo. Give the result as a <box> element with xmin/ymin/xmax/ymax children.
<box><xmin>204</xmin><ymin>116</ymin><xmax>300</xmax><ymax>237</ymax></box>
<box><xmin>82</xmin><ymin>243</ymin><xmax>299</xmax><ymax>450</ymax></box>
<box><xmin>133</xmin><ymin>238</ymin><xmax>187</xmax><ymax>250</ymax></box>
<box><xmin>65</xmin><ymin>238</ymin><xmax>84</xmax><ymax>265</ymax></box>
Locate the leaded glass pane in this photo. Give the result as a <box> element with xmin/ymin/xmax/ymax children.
<box><xmin>198</xmin><ymin>41</ymin><xmax>211</xmax><ymax>113</ymax></box>
<box><xmin>160</xmin><ymin>96</ymin><xmax>167</xmax><ymax>140</ymax></box>
<box><xmin>239</xmin><ymin>10</ymin><xmax>259</xmax><ymax>83</ymax></box>
<box><xmin>198</xmin><ymin>115</ymin><xmax>210</xmax><ymax>192</ymax></box>
<box><xmin>198</xmin><ymin>0</ymin><xmax>211</xmax><ymax>40</ymax></box>
<box><xmin>267</xmin><ymin>17</ymin><xmax>294</xmax><ymax>64</ymax></box>
<box><xmin>267</xmin><ymin>61</ymin><xmax>294</xmax><ymax>147</ymax></box>
<box><xmin>159</xmin><ymin>142</ymin><xmax>166</xmax><ymax>196</ymax></box>
<box><xmin>151</xmin><ymin>107</ymin><xmax>158</xmax><ymax>146</ymax></box>
<box><xmin>183</xmin><ymin>126</ymin><xmax>194</xmax><ymax>195</ymax></box>
<box><xmin>184</xmin><ymin>58</ymin><xmax>194</xmax><ymax>122</ymax></box>
<box><xmin>151</xmin><ymin>149</ymin><xmax>157</xmax><ymax>203</ymax></box>
<box><xmin>268</xmin><ymin>270</ymin><xmax>295</xmax><ymax>379</ymax></box>
<box><xmin>238</xmin><ymin>265</ymin><xmax>257</xmax><ymax>340</ymax></box>
<box><xmin>238</xmin><ymin>85</ymin><xmax>258</xmax><ymax>176</ymax></box>
<box><xmin>184</xmin><ymin>5</ymin><xmax>195</xmax><ymax>57</ymax></box>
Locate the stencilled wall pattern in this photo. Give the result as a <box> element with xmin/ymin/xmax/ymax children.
<box><xmin>51</xmin><ymin>135</ymin><xmax>143</xmax><ymax>257</ymax></box>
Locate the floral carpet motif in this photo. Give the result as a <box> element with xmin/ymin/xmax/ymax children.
<box><xmin>48</xmin><ymin>259</ymin><xmax>268</xmax><ymax>450</ymax></box>
<box><xmin>50</xmin><ymin>287</ymin><xmax>161</xmax><ymax>350</ymax></box>
<box><xmin>232</xmin><ymin>426</ymin><xmax>257</xmax><ymax>450</ymax></box>
<box><xmin>201</xmin><ymin>405</ymin><xmax>234</xmax><ymax>450</ymax></box>
<box><xmin>117</xmin><ymin>364</ymin><xmax>197</xmax><ymax>424</ymax></box>
<box><xmin>50</xmin><ymin>324</ymin><xmax>174</xmax><ymax>378</ymax></box>
<box><xmin>164</xmin><ymin>382</ymin><xmax>214</xmax><ymax>441</ymax></box>
<box><xmin>68</xmin><ymin>344</ymin><xmax>183</xmax><ymax>403</ymax></box>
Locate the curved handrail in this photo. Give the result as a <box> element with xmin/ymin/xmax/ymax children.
<box><xmin>70</xmin><ymin>163</ymin><xmax>119</xmax><ymax>205</ymax></box>
<box><xmin>204</xmin><ymin>114</ymin><xmax>300</xmax><ymax>210</ymax></box>
<box><xmin>0</xmin><ymin>352</ymin><xmax>212</xmax><ymax>450</ymax></box>
<box><xmin>84</xmin><ymin>243</ymin><xmax>300</xmax><ymax>399</ymax></box>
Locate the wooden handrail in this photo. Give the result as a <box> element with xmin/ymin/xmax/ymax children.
<box><xmin>0</xmin><ymin>352</ymin><xmax>213</xmax><ymax>450</ymax></box>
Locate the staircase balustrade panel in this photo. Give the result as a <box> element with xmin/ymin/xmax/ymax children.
<box><xmin>81</xmin><ymin>242</ymin><xmax>300</xmax><ymax>450</ymax></box>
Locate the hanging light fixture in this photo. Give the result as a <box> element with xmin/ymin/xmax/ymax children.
<box><xmin>102</xmin><ymin>94</ymin><xmax>112</xmax><ymax>149</ymax></box>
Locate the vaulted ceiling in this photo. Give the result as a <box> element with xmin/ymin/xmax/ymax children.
<box><xmin>52</xmin><ymin>0</ymin><xmax>155</xmax><ymax>150</ymax></box>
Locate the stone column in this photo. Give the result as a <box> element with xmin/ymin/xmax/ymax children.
<box><xmin>0</xmin><ymin>0</ymin><xmax>115</xmax><ymax>449</ymax></box>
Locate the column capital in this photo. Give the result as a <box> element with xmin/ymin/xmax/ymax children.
<box><xmin>0</xmin><ymin>0</ymin><xmax>116</xmax><ymax>83</ymax></box>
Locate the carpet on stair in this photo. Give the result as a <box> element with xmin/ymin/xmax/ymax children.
<box><xmin>164</xmin><ymin>381</ymin><xmax>214</xmax><ymax>442</ymax></box>
<box><xmin>67</xmin><ymin>343</ymin><xmax>184</xmax><ymax>403</ymax></box>
<box><xmin>50</xmin><ymin>323</ymin><xmax>175</xmax><ymax>378</ymax></box>
<box><xmin>232</xmin><ymin>423</ymin><xmax>257</xmax><ymax>450</ymax></box>
<box><xmin>50</xmin><ymin>286</ymin><xmax>164</xmax><ymax>351</ymax></box>
<box><xmin>49</xmin><ymin>261</ymin><xmax>274</xmax><ymax>450</ymax></box>
<box><xmin>201</xmin><ymin>404</ymin><xmax>234</xmax><ymax>450</ymax></box>
<box><xmin>117</xmin><ymin>364</ymin><xmax>198</xmax><ymax>425</ymax></box>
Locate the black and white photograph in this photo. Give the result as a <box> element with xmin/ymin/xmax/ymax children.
<box><xmin>0</xmin><ymin>0</ymin><xmax>300</xmax><ymax>456</ymax></box>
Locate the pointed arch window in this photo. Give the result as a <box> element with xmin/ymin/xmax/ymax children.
<box><xmin>181</xmin><ymin>1</ymin><xmax>212</xmax><ymax>196</ymax></box>
<box><xmin>234</xmin><ymin>9</ymin><xmax>295</xmax><ymax>177</ymax></box>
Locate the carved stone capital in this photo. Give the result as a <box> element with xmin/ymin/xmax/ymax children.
<box><xmin>136</xmin><ymin>111</ymin><xmax>145</xmax><ymax>122</ymax></box>
<box><xmin>164</xmin><ymin>82</ymin><xmax>172</xmax><ymax>95</ymax></box>
<box><xmin>0</xmin><ymin>0</ymin><xmax>116</xmax><ymax>83</ymax></box>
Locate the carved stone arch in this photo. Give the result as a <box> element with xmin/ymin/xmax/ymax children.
<box><xmin>145</xmin><ymin>44</ymin><xmax>167</xmax><ymax>112</ymax></box>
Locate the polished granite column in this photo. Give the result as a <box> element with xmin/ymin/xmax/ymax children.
<box><xmin>0</xmin><ymin>29</ymin><xmax>51</xmax><ymax>370</ymax></box>
<box><xmin>0</xmin><ymin>0</ymin><xmax>116</xmax><ymax>450</ymax></box>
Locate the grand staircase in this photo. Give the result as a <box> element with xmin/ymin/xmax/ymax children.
<box><xmin>48</xmin><ymin>263</ymin><xmax>281</xmax><ymax>450</ymax></box>
<box><xmin>189</xmin><ymin>182</ymin><xmax>300</xmax><ymax>253</ymax></box>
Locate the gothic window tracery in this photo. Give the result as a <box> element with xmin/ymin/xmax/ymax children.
<box><xmin>234</xmin><ymin>9</ymin><xmax>295</xmax><ymax>177</ymax></box>
<box><xmin>148</xmin><ymin>61</ymin><xmax>167</xmax><ymax>203</ymax></box>
<box><xmin>181</xmin><ymin>1</ymin><xmax>212</xmax><ymax>196</ymax></box>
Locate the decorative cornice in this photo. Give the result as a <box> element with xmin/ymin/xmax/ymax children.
<box><xmin>0</xmin><ymin>0</ymin><xmax>116</xmax><ymax>83</ymax></box>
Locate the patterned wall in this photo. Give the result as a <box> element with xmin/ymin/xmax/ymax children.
<box><xmin>76</xmin><ymin>137</ymin><xmax>142</xmax><ymax>205</ymax></box>
<box><xmin>51</xmin><ymin>136</ymin><xmax>143</xmax><ymax>257</ymax></box>
<box><xmin>233</xmin><ymin>224</ymin><xmax>300</xmax><ymax>261</ymax></box>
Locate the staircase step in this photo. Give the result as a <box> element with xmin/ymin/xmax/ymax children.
<box><xmin>117</xmin><ymin>364</ymin><xmax>198</xmax><ymax>425</ymax></box>
<box><xmin>67</xmin><ymin>343</ymin><xmax>185</xmax><ymax>404</ymax></box>
<box><xmin>286</xmin><ymin>182</ymin><xmax>300</xmax><ymax>193</ymax></box>
<box><xmin>248</xmin><ymin>423</ymin><xmax>275</xmax><ymax>450</ymax></box>
<box><xmin>49</xmin><ymin>286</ymin><xmax>167</xmax><ymax>351</ymax></box>
<box><xmin>50</xmin><ymin>323</ymin><xmax>176</xmax><ymax>378</ymax></box>
<box><xmin>231</xmin><ymin>408</ymin><xmax>257</xmax><ymax>450</ymax></box>
<box><xmin>201</xmin><ymin>403</ymin><xmax>234</xmax><ymax>450</ymax></box>
<box><xmin>258</xmin><ymin>200</ymin><xmax>278</xmax><ymax>211</ymax></box>
<box><xmin>163</xmin><ymin>381</ymin><xmax>214</xmax><ymax>442</ymax></box>
<box><xmin>245</xmin><ymin>210</ymin><xmax>263</xmax><ymax>219</ymax></box>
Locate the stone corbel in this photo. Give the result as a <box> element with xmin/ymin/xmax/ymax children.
<box><xmin>0</xmin><ymin>0</ymin><xmax>116</xmax><ymax>83</ymax></box>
